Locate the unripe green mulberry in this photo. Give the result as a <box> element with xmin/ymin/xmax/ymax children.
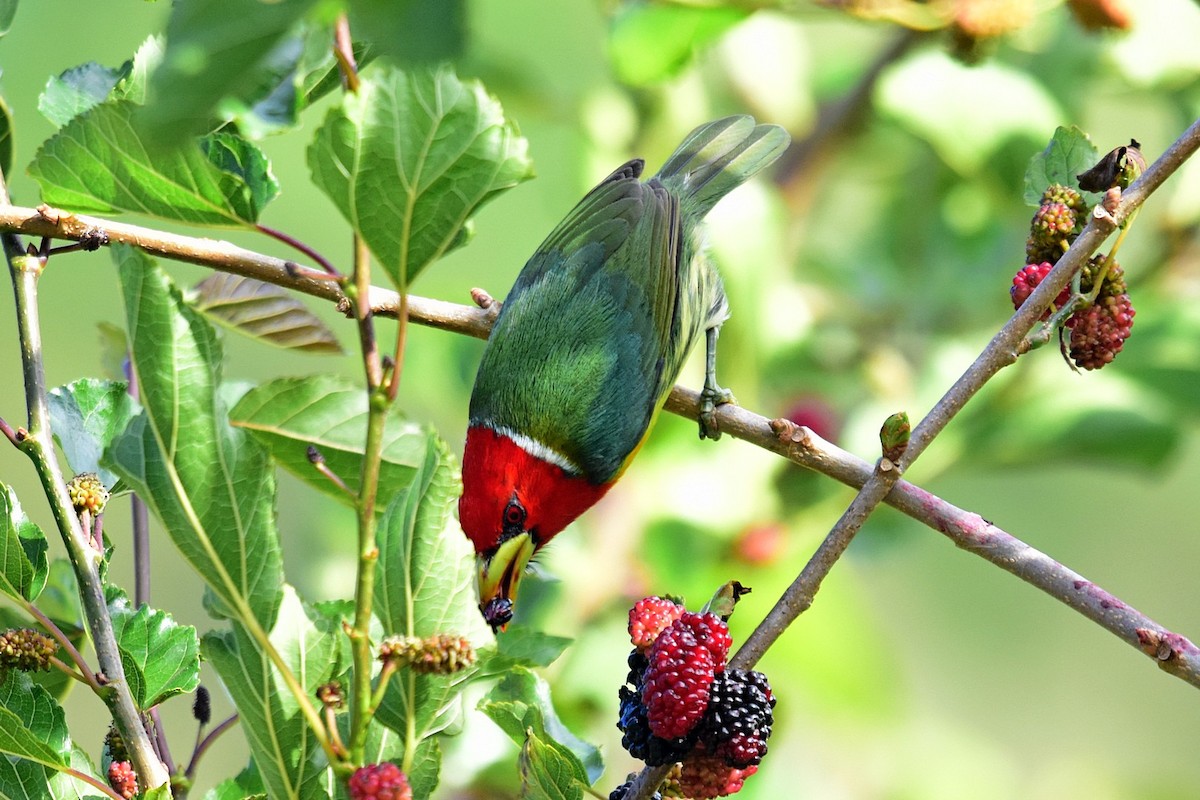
<box><xmin>0</xmin><ymin>628</ymin><xmax>57</xmax><ymax>672</ymax></box>
<box><xmin>1040</xmin><ymin>183</ymin><xmax>1086</xmax><ymax>214</ymax></box>
<box><xmin>378</xmin><ymin>634</ymin><xmax>476</xmax><ymax>675</ymax></box>
<box><xmin>67</xmin><ymin>473</ymin><xmax>109</xmax><ymax>515</ymax></box>
<box><xmin>1079</xmin><ymin>254</ymin><xmax>1126</xmax><ymax>298</ymax></box>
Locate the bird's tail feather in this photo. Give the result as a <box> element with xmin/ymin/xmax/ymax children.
<box><xmin>653</xmin><ymin>115</ymin><xmax>790</xmax><ymax>216</ymax></box>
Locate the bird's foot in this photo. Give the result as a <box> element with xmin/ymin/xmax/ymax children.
<box><xmin>699</xmin><ymin>385</ymin><xmax>735</xmax><ymax>441</ymax></box>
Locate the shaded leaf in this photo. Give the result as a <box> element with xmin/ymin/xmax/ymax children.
<box><xmin>29</xmin><ymin>101</ymin><xmax>278</xmax><ymax>226</ymax></box>
<box><xmin>191</xmin><ymin>273</ymin><xmax>342</xmax><ymax>354</ymax></box>
<box><xmin>0</xmin><ymin>484</ymin><xmax>48</xmax><ymax>603</ymax></box>
<box><xmin>216</xmin><ymin>34</ymin><xmax>304</xmax><ymax>139</ymax></box>
<box><xmin>308</xmin><ymin>64</ymin><xmax>533</xmax><ymax>288</ymax></box>
<box><xmin>142</xmin><ymin>0</ymin><xmax>318</xmax><ymax>144</ymax></box>
<box><xmin>49</xmin><ymin>378</ymin><xmax>139</xmax><ymax>492</ymax></box>
<box><xmin>204</xmin><ymin>586</ymin><xmax>338</xmax><ymax>800</ymax></box>
<box><xmin>39</xmin><ymin>61</ymin><xmax>131</xmax><ymax>128</ymax></box>
<box><xmin>347</xmin><ymin>0</ymin><xmax>464</xmax><ymax>65</ymax></box>
<box><xmin>480</xmin><ymin>667</ymin><xmax>602</xmax><ymax>783</ymax></box>
<box><xmin>1024</xmin><ymin>125</ymin><xmax>1101</xmax><ymax>205</ymax></box>
<box><xmin>229</xmin><ymin>375</ymin><xmax>429</xmax><ymax>509</ymax></box>
<box><xmin>108</xmin><ymin>587</ymin><xmax>201</xmax><ymax>709</ymax></box>
<box><xmin>105</xmin><ymin>245</ymin><xmax>283</xmax><ymax>629</ymax></box>
<box><xmin>518</xmin><ymin>728</ymin><xmax>588</xmax><ymax>800</ymax></box>
<box><xmin>609</xmin><ymin>3</ymin><xmax>747</xmax><ymax>85</ymax></box>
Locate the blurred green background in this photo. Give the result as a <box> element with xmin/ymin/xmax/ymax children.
<box><xmin>2</xmin><ymin>0</ymin><xmax>1200</xmax><ymax>797</ymax></box>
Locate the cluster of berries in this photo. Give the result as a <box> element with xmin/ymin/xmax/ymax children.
<box><xmin>616</xmin><ymin>597</ymin><xmax>775</xmax><ymax>799</ymax></box>
<box><xmin>0</xmin><ymin>627</ymin><xmax>57</xmax><ymax>672</ymax></box>
<box><xmin>1011</xmin><ymin>183</ymin><xmax>1135</xmax><ymax>370</ymax></box>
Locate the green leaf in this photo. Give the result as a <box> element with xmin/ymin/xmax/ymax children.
<box><xmin>215</xmin><ymin>34</ymin><xmax>304</xmax><ymax>139</ymax></box>
<box><xmin>0</xmin><ymin>672</ymin><xmax>105</xmax><ymax>799</ymax></box>
<box><xmin>347</xmin><ymin>0</ymin><xmax>464</xmax><ymax>65</ymax></box>
<box><xmin>191</xmin><ymin>273</ymin><xmax>342</xmax><ymax>354</ymax></box>
<box><xmin>105</xmin><ymin>245</ymin><xmax>283</xmax><ymax>629</ymax></box>
<box><xmin>0</xmin><ymin>93</ymin><xmax>12</xmax><ymax>180</ymax></box>
<box><xmin>308</xmin><ymin>64</ymin><xmax>533</xmax><ymax>288</ymax></box>
<box><xmin>142</xmin><ymin>0</ymin><xmax>319</xmax><ymax>144</ymax></box>
<box><xmin>1024</xmin><ymin>125</ymin><xmax>1102</xmax><ymax>205</ymax></box>
<box><xmin>48</xmin><ymin>378</ymin><xmax>139</xmax><ymax>492</ymax></box>
<box><xmin>114</xmin><ymin>36</ymin><xmax>166</xmax><ymax>106</ymax></box>
<box><xmin>476</xmin><ymin>627</ymin><xmax>572</xmax><ymax>678</ymax></box>
<box><xmin>229</xmin><ymin>375</ymin><xmax>430</xmax><ymax>509</ymax></box>
<box><xmin>518</xmin><ymin>728</ymin><xmax>588</xmax><ymax>800</ymax></box>
<box><xmin>202</xmin><ymin>761</ymin><xmax>266</xmax><ymax>800</ymax></box>
<box><xmin>353</xmin><ymin>724</ymin><xmax>441</xmax><ymax>800</ymax></box>
<box><xmin>0</xmin><ymin>485</ymin><xmax>49</xmax><ymax>603</ymax></box>
<box><xmin>373</xmin><ymin>435</ymin><xmax>492</xmax><ymax>748</ymax></box>
<box><xmin>479</xmin><ymin>668</ymin><xmax>602</xmax><ymax>783</ymax></box>
<box><xmin>204</xmin><ymin>586</ymin><xmax>338</xmax><ymax>800</ymax></box>
<box><xmin>39</xmin><ymin>61</ymin><xmax>132</xmax><ymax>128</ymax></box>
<box><xmin>609</xmin><ymin>2</ymin><xmax>748</xmax><ymax>86</ymax></box>
<box><xmin>29</xmin><ymin>101</ymin><xmax>278</xmax><ymax>226</ymax></box>
<box><xmin>107</xmin><ymin>587</ymin><xmax>201</xmax><ymax>709</ymax></box>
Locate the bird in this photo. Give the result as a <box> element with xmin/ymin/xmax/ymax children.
<box><xmin>458</xmin><ymin>116</ymin><xmax>790</xmax><ymax>630</ymax></box>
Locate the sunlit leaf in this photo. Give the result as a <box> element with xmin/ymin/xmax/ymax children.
<box><xmin>29</xmin><ymin>101</ymin><xmax>278</xmax><ymax>225</ymax></box>
<box><xmin>204</xmin><ymin>586</ymin><xmax>338</xmax><ymax>800</ymax></box>
<box><xmin>0</xmin><ymin>485</ymin><xmax>48</xmax><ymax>603</ymax></box>
<box><xmin>229</xmin><ymin>375</ymin><xmax>429</xmax><ymax>509</ymax></box>
<box><xmin>108</xmin><ymin>587</ymin><xmax>201</xmax><ymax>710</ymax></box>
<box><xmin>1024</xmin><ymin>125</ymin><xmax>1102</xmax><ymax>205</ymax></box>
<box><xmin>48</xmin><ymin>378</ymin><xmax>139</xmax><ymax>492</ymax></box>
<box><xmin>202</xmin><ymin>761</ymin><xmax>265</xmax><ymax>800</ymax></box>
<box><xmin>191</xmin><ymin>273</ymin><xmax>342</xmax><ymax>354</ymax></box>
<box><xmin>480</xmin><ymin>667</ymin><xmax>602</xmax><ymax>783</ymax></box>
<box><xmin>106</xmin><ymin>245</ymin><xmax>284</xmax><ymax>629</ymax></box>
<box><xmin>609</xmin><ymin>2</ymin><xmax>747</xmax><ymax>86</ymax></box>
<box><xmin>308</xmin><ymin>64</ymin><xmax>533</xmax><ymax>288</ymax></box>
<box><xmin>373</xmin><ymin>435</ymin><xmax>492</xmax><ymax>747</ymax></box>
<box><xmin>0</xmin><ymin>672</ymin><xmax>104</xmax><ymax>799</ymax></box>
<box><xmin>0</xmin><ymin>94</ymin><xmax>12</xmax><ymax>179</ymax></box>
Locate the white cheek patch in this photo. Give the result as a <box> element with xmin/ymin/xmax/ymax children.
<box><xmin>486</xmin><ymin>422</ymin><xmax>582</xmax><ymax>477</ymax></box>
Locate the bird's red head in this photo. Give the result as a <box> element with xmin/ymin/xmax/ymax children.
<box><xmin>459</xmin><ymin>424</ymin><xmax>612</xmax><ymax>630</ymax></box>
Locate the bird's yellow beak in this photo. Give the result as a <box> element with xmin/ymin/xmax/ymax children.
<box><xmin>477</xmin><ymin>532</ymin><xmax>536</xmax><ymax>631</ymax></box>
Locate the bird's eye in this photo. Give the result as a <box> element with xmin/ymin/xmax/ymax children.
<box><xmin>503</xmin><ymin>500</ymin><xmax>526</xmax><ymax>529</ymax></box>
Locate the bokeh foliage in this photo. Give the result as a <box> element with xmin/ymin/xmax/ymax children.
<box><xmin>0</xmin><ymin>0</ymin><xmax>1197</xmax><ymax>798</ymax></box>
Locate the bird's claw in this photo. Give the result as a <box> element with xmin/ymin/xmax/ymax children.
<box><xmin>699</xmin><ymin>386</ymin><xmax>735</xmax><ymax>441</ymax></box>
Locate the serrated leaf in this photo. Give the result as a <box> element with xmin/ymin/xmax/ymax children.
<box><xmin>308</xmin><ymin>64</ymin><xmax>533</xmax><ymax>288</ymax></box>
<box><xmin>216</xmin><ymin>34</ymin><xmax>304</xmax><ymax>139</ymax></box>
<box><xmin>114</xmin><ymin>36</ymin><xmax>165</xmax><ymax>106</ymax></box>
<box><xmin>0</xmin><ymin>94</ymin><xmax>12</xmax><ymax>180</ymax></box>
<box><xmin>373</xmin><ymin>435</ymin><xmax>492</xmax><ymax>749</ymax></box>
<box><xmin>202</xmin><ymin>761</ymin><xmax>265</xmax><ymax>800</ymax></box>
<box><xmin>0</xmin><ymin>673</ymin><xmax>104</xmax><ymax>800</ymax></box>
<box><xmin>107</xmin><ymin>587</ymin><xmax>201</xmax><ymax>709</ymax></box>
<box><xmin>142</xmin><ymin>0</ymin><xmax>319</xmax><ymax>144</ymax></box>
<box><xmin>1024</xmin><ymin>125</ymin><xmax>1102</xmax><ymax>205</ymax></box>
<box><xmin>105</xmin><ymin>245</ymin><xmax>283</xmax><ymax>629</ymax></box>
<box><xmin>518</xmin><ymin>728</ymin><xmax>588</xmax><ymax>800</ymax></box>
<box><xmin>0</xmin><ymin>485</ymin><xmax>49</xmax><ymax>603</ymax></box>
<box><xmin>48</xmin><ymin>379</ymin><xmax>139</xmax><ymax>492</ymax></box>
<box><xmin>204</xmin><ymin>586</ymin><xmax>338</xmax><ymax>800</ymax></box>
<box><xmin>347</xmin><ymin>0</ymin><xmax>464</xmax><ymax>65</ymax></box>
<box><xmin>192</xmin><ymin>273</ymin><xmax>342</xmax><ymax>354</ymax></box>
<box><xmin>39</xmin><ymin>61</ymin><xmax>132</xmax><ymax>128</ymax></box>
<box><xmin>29</xmin><ymin>101</ymin><xmax>278</xmax><ymax>226</ymax></box>
<box><xmin>229</xmin><ymin>375</ymin><xmax>429</xmax><ymax>509</ymax></box>
<box><xmin>479</xmin><ymin>668</ymin><xmax>602</xmax><ymax>783</ymax></box>
<box><xmin>609</xmin><ymin>3</ymin><xmax>748</xmax><ymax>85</ymax></box>
<box><xmin>495</xmin><ymin>628</ymin><xmax>572</xmax><ymax>669</ymax></box>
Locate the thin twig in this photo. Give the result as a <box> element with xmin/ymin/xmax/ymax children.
<box><xmin>24</xmin><ymin>601</ymin><xmax>100</xmax><ymax>690</ymax></box>
<box><xmin>184</xmin><ymin>713</ymin><xmax>239</xmax><ymax>782</ymax></box>
<box><xmin>256</xmin><ymin>223</ymin><xmax>342</xmax><ymax>278</ymax></box>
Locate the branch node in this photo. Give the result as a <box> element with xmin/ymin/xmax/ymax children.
<box><xmin>35</xmin><ymin>204</ymin><xmax>63</xmax><ymax>225</ymax></box>
<box><xmin>768</xmin><ymin>417</ymin><xmax>810</xmax><ymax>446</ymax></box>
<box><xmin>469</xmin><ymin>287</ymin><xmax>495</xmax><ymax>309</ymax></box>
